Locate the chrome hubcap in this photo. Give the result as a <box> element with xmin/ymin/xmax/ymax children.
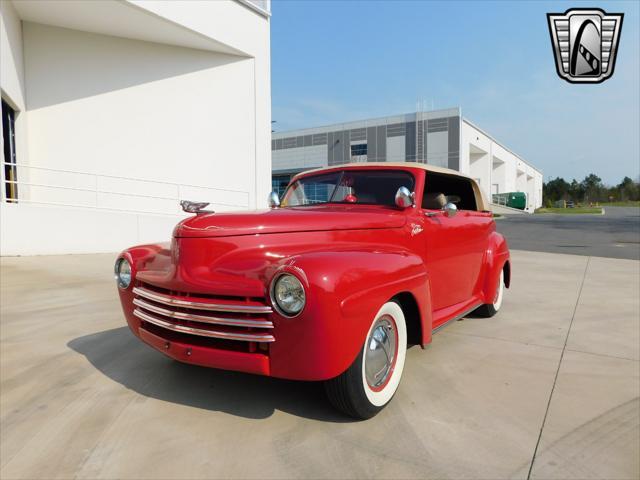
<box><xmin>364</xmin><ymin>315</ymin><xmax>397</xmax><ymax>389</ymax></box>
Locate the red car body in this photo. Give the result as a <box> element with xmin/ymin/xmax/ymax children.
<box><xmin>116</xmin><ymin>163</ymin><xmax>510</xmax><ymax>384</ymax></box>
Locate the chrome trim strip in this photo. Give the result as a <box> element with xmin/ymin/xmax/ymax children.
<box><xmin>133</xmin><ymin>298</ymin><xmax>273</xmax><ymax>329</ymax></box>
<box><xmin>133</xmin><ymin>286</ymin><xmax>273</xmax><ymax>314</ymax></box>
<box><xmin>133</xmin><ymin>309</ymin><xmax>275</xmax><ymax>343</ymax></box>
<box><xmin>432</xmin><ymin>303</ymin><xmax>482</xmax><ymax>334</ymax></box>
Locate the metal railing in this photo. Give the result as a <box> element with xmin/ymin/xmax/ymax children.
<box><xmin>492</xmin><ymin>193</ymin><xmax>509</xmax><ymax>206</ymax></box>
<box><xmin>1</xmin><ymin>162</ymin><xmax>250</xmax><ymax>216</ymax></box>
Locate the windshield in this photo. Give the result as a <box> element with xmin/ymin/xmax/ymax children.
<box><xmin>281</xmin><ymin>170</ymin><xmax>415</xmax><ymax>207</ymax></box>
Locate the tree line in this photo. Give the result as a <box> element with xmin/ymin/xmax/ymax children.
<box><xmin>543</xmin><ymin>174</ymin><xmax>640</xmax><ymax>205</ymax></box>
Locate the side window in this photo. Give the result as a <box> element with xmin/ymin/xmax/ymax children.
<box><xmin>422</xmin><ymin>172</ymin><xmax>478</xmax><ymax>211</ymax></box>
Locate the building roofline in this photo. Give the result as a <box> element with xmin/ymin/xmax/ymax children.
<box><xmin>272</xmin><ymin>108</ymin><xmax>542</xmax><ymax>178</ymax></box>
<box><xmin>272</xmin><ymin>107</ymin><xmax>461</xmax><ymax>138</ymax></box>
<box><xmin>235</xmin><ymin>0</ymin><xmax>271</xmax><ymax>17</ymax></box>
<box><xmin>273</xmin><ymin>167</ymin><xmax>309</xmax><ymax>176</ymax></box>
<box><xmin>294</xmin><ymin>161</ymin><xmax>471</xmax><ymax>180</ymax></box>
<box><xmin>461</xmin><ymin>117</ymin><xmax>543</xmax><ymax>175</ymax></box>
<box><xmin>11</xmin><ymin>0</ymin><xmax>251</xmax><ymax>57</ymax></box>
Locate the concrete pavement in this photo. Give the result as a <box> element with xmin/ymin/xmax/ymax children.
<box><xmin>497</xmin><ymin>206</ymin><xmax>640</xmax><ymax>260</ymax></box>
<box><xmin>1</xmin><ymin>251</ymin><xmax>638</xmax><ymax>479</ymax></box>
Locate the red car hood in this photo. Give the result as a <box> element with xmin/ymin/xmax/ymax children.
<box><xmin>174</xmin><ymin>206</ymin><xmax>407</xmax><ymax>238</ymax></box>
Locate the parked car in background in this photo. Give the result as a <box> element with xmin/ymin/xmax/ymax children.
<box><xmin>115</xmin><ymin>163</ymin><xmax>511</xmax><ymax>419</ymax></box>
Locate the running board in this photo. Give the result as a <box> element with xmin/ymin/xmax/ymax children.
<box><xmin>432</xmin><ymin>303</ymin><xmax>482</xmax><ymax>335</ymax></box>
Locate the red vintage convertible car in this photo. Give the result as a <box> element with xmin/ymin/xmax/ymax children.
<box><xmin>115</xmin><ymin>163</ymin><xmax>510</xmax><ymax>418</ymax></box>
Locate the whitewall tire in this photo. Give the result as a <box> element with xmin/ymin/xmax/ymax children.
<box><xmin>475</xmin><ymin>270</ymin><xmax>504</xmax><ymax>317</ymax></box>
<box><xmin>493</xmin><ymin>270</ymin><xmax>505</xmax><ymax>311</ymax></box>
<box><xmin>324</xmin><ymin>301</ymin><xmax>407</xmax><ymax>419</ymax></box>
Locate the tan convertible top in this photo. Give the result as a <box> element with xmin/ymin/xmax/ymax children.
<box><xmin>292</xmin><ymin>162</ymin><xmax>490</xmax><ymax>211</ymax></box>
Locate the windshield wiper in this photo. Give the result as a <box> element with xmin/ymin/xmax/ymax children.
<box><xmin>328</xmin><ymin>171</ymin><xmax>346</xmax><ymax>203</ymax></box>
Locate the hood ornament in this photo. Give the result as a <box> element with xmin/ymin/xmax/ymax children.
<box><xmin>180</xmin><ymin>200</ymin><xmax>214</xmax><ymax>214</ymax></box>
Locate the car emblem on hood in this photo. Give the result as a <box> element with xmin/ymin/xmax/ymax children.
<box><xmin>547</xmin><ymin>8</ymin><xmax>623</xmax><ymax>84</ymax></box>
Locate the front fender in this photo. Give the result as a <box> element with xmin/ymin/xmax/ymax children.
<box><xmin>269</xmin><ymin>249</ymin><xmax>431</xmax><ymax>381</ymax></box>
<box><xmin>115</xmin><ymin>242</ymin><xmax>171</xmax><ymax>337</ymax></box>
<box><xmin>482</xmin><ymin>232</ymin><xmax>510</xmax><ymax>304</ymax></box>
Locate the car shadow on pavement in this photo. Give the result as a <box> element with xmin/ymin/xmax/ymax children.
<box><xmin>68</xmin><ymin>327</ymin><xmax>354</xmax><ymax>423</ymax></box>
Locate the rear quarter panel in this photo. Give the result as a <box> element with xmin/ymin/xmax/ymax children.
<box><xmin>482</xmin><ymin>231</ymin><xmax>511</xmax><ymax>303</ymax></box>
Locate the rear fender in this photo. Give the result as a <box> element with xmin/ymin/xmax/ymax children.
<box><xmin>482</xmin><ymin>232</ymin><xmax>510</xmax><ymax>304</ymax></box>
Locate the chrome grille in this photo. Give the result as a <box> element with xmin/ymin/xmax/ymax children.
<box><xmin>133</xmin><ymin>286</ymin><xmax>272</xmax><ymax>314</ymax></box>
<box><xmin>133</xmin><ymin>285</ymin><xmax>275</xmax><ymax>343</ymax></box>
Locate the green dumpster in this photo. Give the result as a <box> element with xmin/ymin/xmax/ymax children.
<box><xmin>492</xmin><ymin>192</ymin><xmax>527</xmax><ymax>210</ymax></box>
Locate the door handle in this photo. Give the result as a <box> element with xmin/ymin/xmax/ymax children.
<box><xmin>424</xmin><ymin>211</ymin><xmax>441</xmax><ymax>218</ymax></box>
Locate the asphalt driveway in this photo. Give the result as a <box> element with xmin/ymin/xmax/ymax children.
<box><xmin>497</xmin><ymin>206</ymin><xmax>640</xmax><ymax>260</ymax></box>
<box><xmin>1</xmin><ymin>251</ymin><xmax>638</xmax><ymax>479</ymax></box>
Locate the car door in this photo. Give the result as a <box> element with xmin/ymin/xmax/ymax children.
<box><xmin>420</xmin><ymin>173</ymin><xmax>490</xmax><ymax>311</ymax></box>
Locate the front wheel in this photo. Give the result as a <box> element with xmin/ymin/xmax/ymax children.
<box><xmin>324</xmin><ymin>301</ymin><xmax>407</xmax><ymax>419</ymax></box>
<box><xmin>475</xmin><ymin>270</ymin><xmax>505</xmax><ymax>318</ymax></box>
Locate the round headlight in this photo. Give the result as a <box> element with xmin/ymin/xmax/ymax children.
<box><xmin>115</xmin><ymin>257</ymin><xmax>132</xmax><ymax>289</ymax></box>
<box><xmin>272</xmin><ymin>274</ymin><xmax>305</xmax><ymax>316</ymax></box>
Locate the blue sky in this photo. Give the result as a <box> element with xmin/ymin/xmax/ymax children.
<box><xmin>270</xmin><ymin>0</ymin><xmax>639</xmax><ymax>185</ymax></box>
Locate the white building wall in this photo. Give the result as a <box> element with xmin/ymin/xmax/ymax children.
<box><xmin>22</xmin><ymin>22</ymin><xmax>254</xmax><ymax>204</ymax></box>
<box><xmin>462</xmin><ymin>119</ymin><xmax>542</xmax><ymax>212</ymax></box>
<box><xmin>492</xmin><ymin>143</ymin><xmax>516</xmax><ymax>193</ymax></box>
<box><xmin>0</xmin><ymin>0</ymin><xmax>28</xmax><ymax>180</ymax></box>
<box><xmin>131</xmin><ymin>0</ymin><xmax>272</xmax><ymax>206</ymax></box>
<box><xmin>0</xmin><ymin>1</ymin><xmax>24</xmax><ymax>110</ymax></box>
<box><xmin>461</xmin><ymin>122</ymin><xmax>491</xmax><ymax>195</ymax></box>
<box><xmin>0</xmin><ymin>0</ymin><xmax>271</xmax><ymax>255</ymax></box>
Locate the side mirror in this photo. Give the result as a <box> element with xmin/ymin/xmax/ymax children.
<box><xmin>395</xmin><ymin>186</ymin><xmax>414</xmax><ymax>208</ymax></box>
<box><xmin>268</xmin><ymin>191</ymin><xmax>280</xmax><ymax>208</ymax></box>
<box><xmin>443</xmin><ymin>202</ymin><xmax>458</xmax><ymax>218</ymax></box>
